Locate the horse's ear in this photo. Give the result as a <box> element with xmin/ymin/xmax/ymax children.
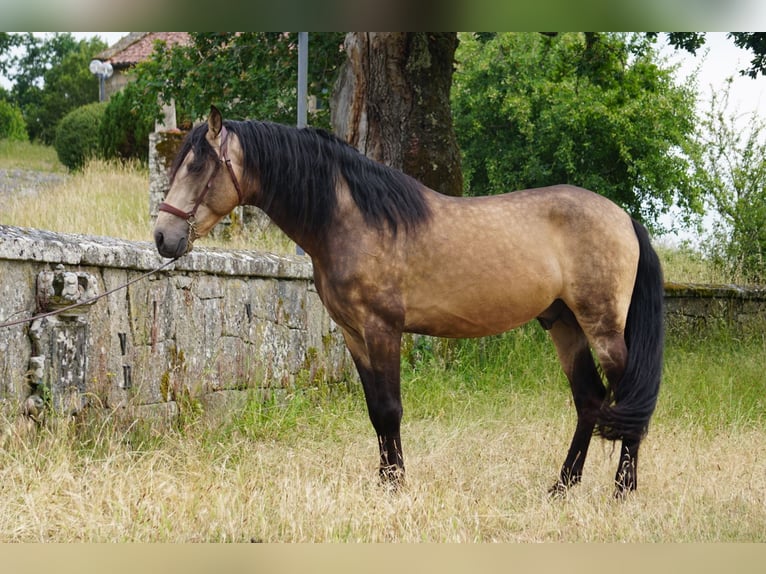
<box><xmin>208</xmin><ymin>105</ymin><xmax>223</xmax><ymax>140</ymax></box>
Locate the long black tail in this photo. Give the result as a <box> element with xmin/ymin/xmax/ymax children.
<box><xmin>596</xmin><ymin>219</ymin><xmax>664</xmax><ymax>442</ymax></box>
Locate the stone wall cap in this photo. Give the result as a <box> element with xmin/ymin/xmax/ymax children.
<box><xmin>0</xmin><ymin>225</ymin><xmax>313</xmax><ymax>279</ymax></box>
<box><xmin>664</xmin><ymin>281</ymin><xmax>766</xmax><ymax>300</ymax></box>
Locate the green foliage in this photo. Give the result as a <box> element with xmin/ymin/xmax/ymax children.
<box><xmin>689</xmin><ymin>83</ymin><xmax>766</xmax><ymax>284</ymax></box>
<box><xmin>131</xmin><ymin>33</ymin><xmax>346</xmax><ymax>128</ymax></box>
<box><xmin>451</xmin><ymin>33</ymin><xmax>703</xmax><ymax>229</ymax></box>
<box><xmin>654</xmin><ymin>32</ymin><xmax>707</xmax><ymax>55</ymax></box>
<box><xmin>5</xmin><ymin>33</ymin><xmax>105</xmax><ymax>144</ymax></box>
<box><xmin>100</xmin><ymin>81</ymin><xmax>155</xmax><ymax>163</ymax></box>
<box><xmin>0</xmin><ymin>32</ymin><xmax>22</xmax><ymax>76</ymax></box>
<box><xmin>54</xmin><ymin>102</ymin><xmax>106</xmax><ymax>171</ymax></box>
<box><xmin>0</xmin><ymin>99</ymin><xmax>28</xmax><ymax>141</ymax></box>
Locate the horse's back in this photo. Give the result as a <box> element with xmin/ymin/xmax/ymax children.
<box><xmin>400</xmin><ymin>185</ymin><xmax>639</xmax><ymax>337</ymax></box>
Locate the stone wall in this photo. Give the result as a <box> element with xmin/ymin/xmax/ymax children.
<box><xmin>0</xmin><ymin>225</ymin><xmax>353</xmax><ymax>421</ymax></box>
<box><xmin>664</xmin><ymin>281</ymin><xmax>766</xmax><ymax>338</ymax></box>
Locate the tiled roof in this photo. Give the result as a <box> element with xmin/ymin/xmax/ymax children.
<box><xmin>96</xmin><ymin>32</ymin><xmax>192</xmax><ymax>69</ymax></box>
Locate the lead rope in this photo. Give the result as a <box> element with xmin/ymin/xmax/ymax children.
<box><xmin>0</xmin><ymin>257</ymin><xmax>180</xmax><ymax>329</ymax></box>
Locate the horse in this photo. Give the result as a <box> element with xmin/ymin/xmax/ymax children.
<box><xmin>154</xmin><ymin>106</ymin><xmax>664</xmax><ymax>498</ymax></box>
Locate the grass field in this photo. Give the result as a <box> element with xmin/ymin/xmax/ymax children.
<box><xmin>0</xmin><ymin>139</ymin><xmax>66</xmax><ymax>173</ymax></box>
<box><xmin>0</xmin><ymin>144</ymin><xmax>764</xmax><ymax>542</ymax></box>
<box><xmin>0</xmin><ymin>327</ymin><xmax>763</xmax><ymax>542</ymax></box>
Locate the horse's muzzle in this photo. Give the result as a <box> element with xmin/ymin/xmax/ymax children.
<box><xmin>154</xmin><ymin>229</ymin><xmax>189</xmax><ymax>259</ymax></box>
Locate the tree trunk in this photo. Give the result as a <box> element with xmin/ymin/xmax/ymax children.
<box><xmin>331</xmin><ymin>32</ymin><xmax>463</xmax><ymax>197</ymax></box>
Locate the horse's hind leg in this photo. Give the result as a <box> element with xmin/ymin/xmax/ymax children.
<box><xmin>582</xmin><ymin>327</ymin><xmax>643</xmax><ymax>497</ymax></box>
<box><xmin>540</xmin><ymin>304</ymin><xmax>606</xmax><ymax>495</ymax></box>
<box><xmin>614</xmin><ymin>439</ymin><xmax>640</xmax><ymax>496</ymax></box>
<box><xmin>586</xmin><ymin>329</ymin><xmax>641</xmax><ymax>497</ymax></box>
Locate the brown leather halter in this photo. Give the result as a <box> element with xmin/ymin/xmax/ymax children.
<box><xmin>158</xmin><ymin>125</ymin><xmax>244</xmax><ymax>238</ymax></box>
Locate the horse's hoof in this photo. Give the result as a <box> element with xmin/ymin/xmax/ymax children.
<box><xmin>613</xmin><ymin>482</ymin><xmax>636</xmax><ymax>500</ymax></box>
<box><xmin>548</xmin><ymin>481</ymin><xmax>569</xmax><ymax>499</ymax></box>
<box><xmin>379</xmin><ymin>465</ymin><xmax>405</xmax><ymax>491</ymax></box>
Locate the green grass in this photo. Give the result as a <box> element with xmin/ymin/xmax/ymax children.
<box><xmin>659</xmin><ymin>330</ymin><xmax>766</xmax><ymax>432</ymax></box>
<box><xmin>0</xmin><ymin>139</ymin><xmax>64</xmax><ymax>172</ymax></box>
<box><xmin>399</xmin><ymin>324</ymin><xmax>766</xmax><ymax>436</ymax></box>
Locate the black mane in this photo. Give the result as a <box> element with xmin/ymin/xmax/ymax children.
<box><xmin>171</xmin><ymin>120</ymin><xmax>432</xmax><ymax>238</ymax></box>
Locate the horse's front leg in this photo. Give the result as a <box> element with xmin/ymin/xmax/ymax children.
<box><xmin>342</xmin><ymin>325</ymin><xmax>405</xmax><ymax>485</ymax></box>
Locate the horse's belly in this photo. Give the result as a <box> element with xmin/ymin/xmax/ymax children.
<box><xmin>403</xmin><ymin>291</ymin><xmax>549</xmax><ymax>338</ymax></box>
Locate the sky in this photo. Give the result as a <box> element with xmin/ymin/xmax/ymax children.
<box><xmin>77</xmin><ymin>31</ymin><xmax>128</xmax><ymax>46</ymax></box>
<box><xmin>661</xmin><ymin>32</ymin><xmax>766</xmax><ymax>124</ymax></box>
<box><xmin>656</xmin><ymin>33</ymin><xmax>766</xmax><ymax>244</ymax></box>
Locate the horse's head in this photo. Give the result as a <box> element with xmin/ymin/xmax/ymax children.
<box><xmin>154</xmin><ymin>106</ymin><xmax>246</xmax><ymax>258</ymax></box>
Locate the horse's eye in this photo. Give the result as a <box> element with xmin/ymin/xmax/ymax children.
<box><xmin>187</xmin><ymin>157</ymin><xmax>209</xmax><ymax>176</ymax></box>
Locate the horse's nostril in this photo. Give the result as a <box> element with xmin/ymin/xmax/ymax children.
<box><xmin>154</xmin><ymin>230</ymin><xmax>164</xmax><ymax>249</ymax></box>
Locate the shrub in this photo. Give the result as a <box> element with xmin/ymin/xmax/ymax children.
<box><xmin>690</xmin><ymin>86</ymin><xmax>766</xmax><ymax>285</ymax></box>
<box><xmin>54</xmin><ymin>102</ymin><xmax>107</xmax><ymax>171</ymax></box>
<box><xmin>0</xmin><ymin>100</ymin><xmax>29</xmax><ymax>142</ymax></box>
<box><xmin>100</xmin><ymin>82</ymin><xmax>155</xmax><ymax>163</ymax></box>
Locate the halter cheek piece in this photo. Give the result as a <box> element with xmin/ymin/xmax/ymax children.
<box><xmin>158</xmin><ymin>125</ymin><xmax>244</xmax><ymax>240</ymax></box>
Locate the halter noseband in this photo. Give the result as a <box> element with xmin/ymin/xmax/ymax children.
<box><xmin>158</xmin><ymin>125</ymin><xmax>244</xmax><ymax>236</ymax></box>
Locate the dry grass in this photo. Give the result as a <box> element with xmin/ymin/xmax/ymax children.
<box><xmin>1</xmin><ymin>159</ymin><xmax>152</xmax><ymax>242</ymax></box>
<box><xmin>0</xmin><ymin>395</ymin><xmax>762</xmax><ymax>543</ymax></box>
<box><xmin>2</xmin><ymin>322</ymin><xmax>765</xmax><ymax>544</ymax></box>
<box><xmin>0</xmin><ymin>157</ymin><xmax>297</xmax><ymax>254</ymax></box>
<box><xmin>656</xmin><ymin>244</ymin><xmax>736</xmax><ymax>285</ymax></box>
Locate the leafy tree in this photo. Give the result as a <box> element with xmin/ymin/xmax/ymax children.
<box><xmin>728</xmin><ymin>33</ymin><xmax>766</xmax><ymax>78</ymax></box>
<box><xmin>0</xmin><ymin>32</ymin><xmax>22</xmax><ymax>77</ymax></box>
<box><xmin>132</xmin><ymin>33</ymin><xmax>345</xmax><ymax>129</ymax></box>
<box><xmin>100</xmin><ymin>80</ymin><xmax>155</xmax><ymax>162</ymax></box>
<box><xmin>451</xmin><ymin>32</ymin><xmax>702</xmax><ymax>228</ymax></box>
<box><xmin>135</xmin><ymin>32</ymin><xmax>462</xmax><ymax>196</ymax></box>
<box><xmin>0</xmin><ymin>99</ymin><xmax>28</xmax><ymax>141</ymax></box>
<box><xmin>5</xmin><ymin>33</ymin><xmax>105</xmax><ymax>143</ymax></box>
<box><xmin>689</xmin><ymin>83</ymin><xmax>766</xmax><ymax>283</ymax></box>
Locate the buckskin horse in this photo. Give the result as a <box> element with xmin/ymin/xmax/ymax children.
<box><xmin>153</xmin><ymin>106</ymin><xmax>664</xmax><ymax>497</ymax></box>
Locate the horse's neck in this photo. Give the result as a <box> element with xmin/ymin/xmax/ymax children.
<box><xmin>255</xmin><ymin>179</ymin><xmax>360</xmax><ymax>260</ymax></box>
<box><xmin>255</xmin><ymin>199</ymin><xmax>315</xmax><ymax>255</ymax></box>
